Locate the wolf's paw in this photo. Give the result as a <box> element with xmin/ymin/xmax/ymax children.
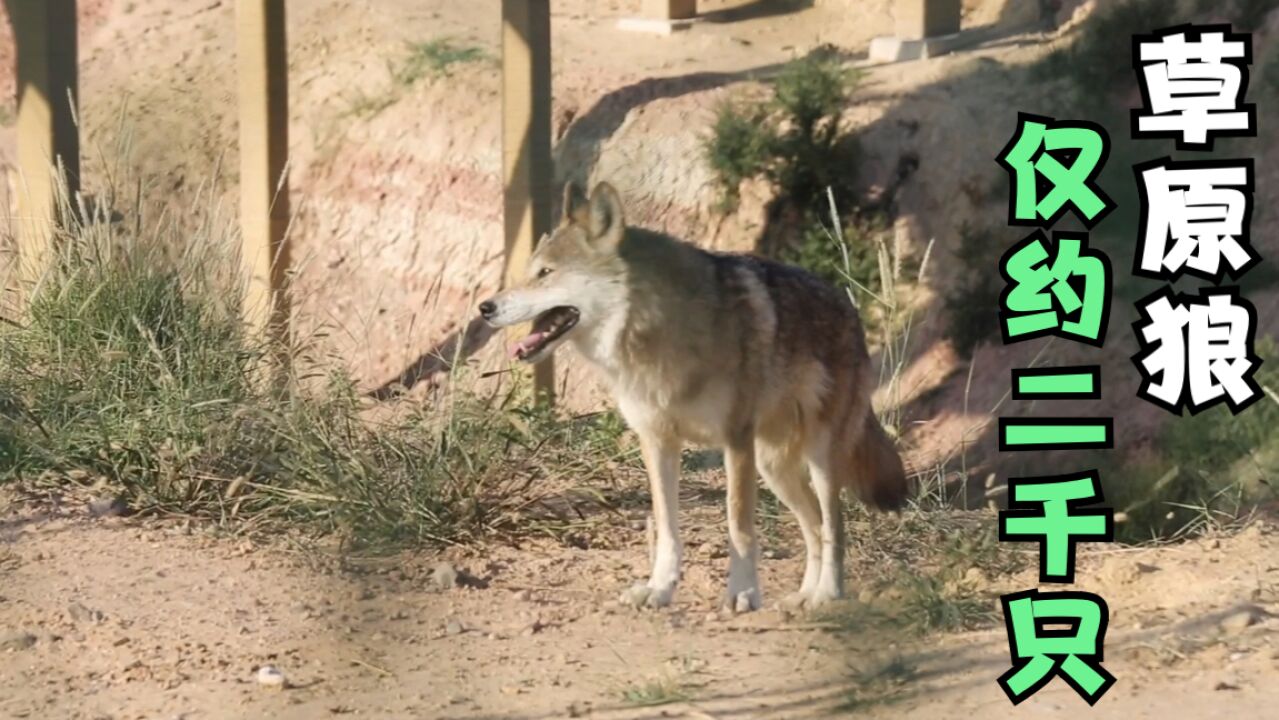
<box><xmin>805</xmin><ymin>586</ymin><xmax>843</xmax><ymax>609</ymax></box>
<box><xmin>620</xmin><ymin>582</ymin><xmax>675</xmax><ymax>610</ymax></box>
<box><xmin>722</xmin><ymin>588</ymin><xmax>761</xmax><ymax>614</ymax></box>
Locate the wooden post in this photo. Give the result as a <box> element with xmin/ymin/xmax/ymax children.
<box><xmin>642</xmin><ymin>0</ymin><xmax>697</xmax><ymax>20</ymax></box>
<box><xmin>620</xmin><ymin>0</ymin><xmax>697</xmax><ymax>33</ymax></box>
<box><xmin>895</xmin><ymin>0</ymin><xmax>961</xmax><ymax>40</ymax></box>
<box><xmin>501</xmin><ymin>0</ymin><xmax>555</xmax><ymax>403</ymax></box>
<box><xmin>11</xmin><ymin>0</ymin><xmax>80</xmax><ymax>290</ymax></box>
<box><xmin>870</xmin><ymin>0</ymin><xmax>963</xmax><ymax>63</ymax></box>
<box><xmin>235</xmin><ymin>0</ymin><xmax>291</xmax><ymax>348</ymax></box>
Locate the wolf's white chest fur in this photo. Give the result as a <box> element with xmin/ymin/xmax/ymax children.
<box><xmin>571</xmin><ymin>307</ymin><xmax>735</xmax><ymax>446</ymax></box>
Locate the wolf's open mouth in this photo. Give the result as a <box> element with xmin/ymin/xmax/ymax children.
<box><xmin>509</xmin><ymin>306</ymin><xmax>580</xmax><ymax>361</ymax></box>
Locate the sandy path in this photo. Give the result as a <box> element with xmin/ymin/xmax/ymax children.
<box><xmin>3</xmin><ymin>489</ymin><xmax>1278</xmax><ymax>719</ymax></box>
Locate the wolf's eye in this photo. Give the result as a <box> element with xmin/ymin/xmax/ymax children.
<box><xmin>537</xmin><ymin>267</ymin><xmax>554</xmax><ymax>279</ymax></box>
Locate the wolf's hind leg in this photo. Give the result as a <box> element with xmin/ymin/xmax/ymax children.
<box><xmin>723</xmin><ymin>440</ymin><xmax>761</xmax><ymax>613</ymax></box>
<box><xmin>621</xmin><ymin>432</ymin><xmax>682</xmax><ymax>609</ymax></box>
<box><xmin>756</xmin><ymin>439</ymin><xmax>822</xmax><ymax>607</ymax></box>
<box><xmin>802</xmin><ymin>429</ymin><xmax>845</xmax><ymax>606</ymax></box>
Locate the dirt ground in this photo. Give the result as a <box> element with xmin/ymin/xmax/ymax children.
<box><xmin>2</xmin><ymin>482</ymin><xmax>1278</xmax><ymax>720</ymax></box>
<box><xmin>4</xmin><ymin>0</ymin><xmax>1279</xmax><ymax>717</ymax></box>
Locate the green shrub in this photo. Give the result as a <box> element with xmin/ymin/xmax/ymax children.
<box><xmin>704</xmin><ymin>53</ymin><xmax>860</xmax><ymax>213</ymax></box>
<box><xmin>943</xmin><ymin>224</ymin><xmax>1004</xmax><ymax>358</ymax></box>
<box><xmin>705</xmin><ymin>101</ymin><xmax>773</xmax><ymax>208</ymax></box>
<box><xmin>782</xmin><ymin>214</ymin><xmax>884</xmax><ymax>308</ymax></box>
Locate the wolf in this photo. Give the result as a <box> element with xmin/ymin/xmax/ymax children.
<box><xmin>479</xmin><ymin>181</ymin><xmax>908</xmax><ymax>611</ymax></box>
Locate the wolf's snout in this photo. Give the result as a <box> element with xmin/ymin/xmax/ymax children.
<box><xmin>478</xmin><ymin>299</ymin><xmax>497</xmax><ymax>321</ymax></box>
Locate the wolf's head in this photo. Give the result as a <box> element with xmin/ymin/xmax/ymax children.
<box><xmin>479</xmin><ymin>181</ymin><xmax>628</xmax><ymax>364</ymax></box>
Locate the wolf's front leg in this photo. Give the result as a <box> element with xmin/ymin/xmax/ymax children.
<box><xmin>723</xmin><ymin>441</ymin><xmax>762</xmax><ymax>612</ymax></box>
<box><xmin>621</xmin><ymin>433</ymin><xmax>682</xmax><ymax>609</ymax></box>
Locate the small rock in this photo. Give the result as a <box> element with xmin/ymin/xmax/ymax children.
<box><xmin>522</xmin><ymin>619</ymin><xmax>545</xmax><ymax>637</ymax></box>
<box><xmin>256</xmin><ymin>665</ymin><xmax>287</xmax><ymax>689</ymax></box>
<box><xmin>0</xmin><ymin>631</ymin><xmax>37</xmax><ymax>652</ymax></box>
<box><xmin>445</xmin><ymin>619</ymin><xmax>465</xmax><ymax>636</ymax></box>
<box><xmin>88</xmin><ymin>496</ymin><xmax>130</xmax><ymax>518</ymax></box>
<box><xmin>68</xmin><ymin>602</ymin><xmax>105</xmax><ymax>624</ymax></box>
<box><xmin>513</xmin><ymin>589</ymin><xmax>532</xmax><ymax>602</ymax></box>
<box><xmin>431</xmin><ymin>563</ymin><xmax>460</xmax><ymax>591</ymax></box>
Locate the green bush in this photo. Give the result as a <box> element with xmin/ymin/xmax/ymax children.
<box><xmin>782</xmin><ymin>214</ymin><xmax>884</xmax><ymax>308</ymax></box>
<box><xmin>943</xmin><ymin>224</ymin><xmax>1004</xmax><ymax>358</ymax></box>
<box><xmin>1094</xmin><ymin>340</ymin><xmax>1279</xmax><ymax>542</ymax></box>
<box><xmin>704</xmin><ymin>53</ymin><xmax>860</xmax><ymax>213</ymax></box>
<box><xmin>705</xmin><ymin>101</ymin><xmax>773</xmax><ymax>209</ymax></box>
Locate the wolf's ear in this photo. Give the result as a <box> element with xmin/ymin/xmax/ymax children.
<box><xmin>562</xmin><ymin>181</ymin><xmax>589</xmax><ymax>227</ymax></box>
<box><xmin>587</xmin><ymin>182</ymin><xmax>624</xmax><ymax>248</ymax></box>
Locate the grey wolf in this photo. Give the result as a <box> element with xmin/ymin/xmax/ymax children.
<box><xmin>479</xmin><ymin>181</ymin><xmax>908</xmax><ymax>610</ymax></box>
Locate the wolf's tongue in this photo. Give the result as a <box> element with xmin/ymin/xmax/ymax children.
<box><xmin>509</xmin><ymin>331</ymin><xmax>547</xmax><ymax>358</ymax></box>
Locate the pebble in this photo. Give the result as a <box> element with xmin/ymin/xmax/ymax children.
<box><xmin>0</xmin><ymin>631</ymin><xmax>37</xmax><ymax>652</ymax></box>
<box><xmin>256</xmin><ymin>665</ymin><xmax>287</xmax><ymax>689</ymax></box>
<box><xmin>68</xmin><ymin>602</ymin><xmax>105</xmax><ymax>624</ymax></box>
<box><xmin>445</xmin><ymin>619</ymin><xmax>465</xmax><ymax>636</ymax></box>
<box><xmin>88</xmin><ymin>496</ymin><xmax>130</xmax><ymax>518</ymax></box>
<box><xmin>432</xmin><ymin>562</ymin><xmax>460</xmax><ymax>591</ymax></box>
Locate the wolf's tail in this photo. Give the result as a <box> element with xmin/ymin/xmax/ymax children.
<box><xmin>845</xmin><ymin>412</ymin><xmax>910</xmax><ymax>512</ymax></box>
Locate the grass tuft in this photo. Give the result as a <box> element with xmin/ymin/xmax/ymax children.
<box><xmin>0</xmin><ymin>162</ymin><xmax>637</xmax><ymax>550</ymax></box>
<box><xmin>393</xmin><ymin>38</ymin><xmax>489</xmax><ymax>87</ymax></box>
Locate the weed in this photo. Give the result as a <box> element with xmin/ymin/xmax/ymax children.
<box><xmin>619</xmin><ymin>677</ymin><xmax>692</xmax><ymax>707</ymax></box>
<box><xmin>340</xmin><ymin>89</ymin><xmax>398</xmax><ymax>120</ymax></box>
<box><xmin>841</xmin><ymin>656</ymin><xmax>917</xmax><ymax>712</ymax></box>
<box><xmin>394</xmin><ymin>39</ymin><xmax>489</xmax><ymax>87</ymax></box>
<box><xmin>944</xmin><ymin>224</ymin><xmax>1005</xmax><ymax>358</ymax></box>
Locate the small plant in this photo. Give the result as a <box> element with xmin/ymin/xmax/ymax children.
<box><xmin>394</xmin><ymin>38</ymin><xmax>489</xmax><ymax>87</ymax></box>
<box><xmin>340</xmin><ymin>89</ymin><xmax>398</xmax><ymax>120</ymax></box>
<box><xmin>705</xmin><ymin>101</ymin><xmax>772</xmax><ymax>208</ymax></box>
<box><xmin>620</xmin><ymin>677</ymin><xmax>691</xmax><ymax>707</ymax></box>
<box><xmin>782</xmin><ymin>214</ymin><xmax>883</xmax><ymax>305</ymax></box>
<box><xmin>895</xmin><ymin>568</ymin><xmax>997</xmax><ymax>634</ymax></box>
<box><xmin>944</xmin><ymin>224</ymin><xmax>1005</xmax><ymax>359</ymax></box>
<box><xmin>841</xmin><ymin>656</ymin><xmax>917</xmax><ymax>712</ymax></box>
